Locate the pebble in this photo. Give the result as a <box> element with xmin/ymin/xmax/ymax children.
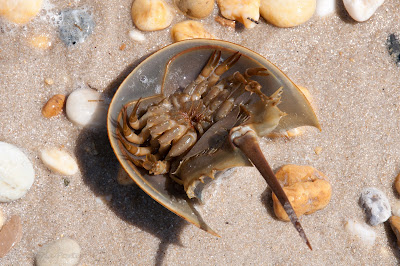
<box><xmin>176</xmin><ymin>0</ymin><xmax>215</xmax><ymax>19</ymax></box>
<box><xmin>0</xmin><ymin>208</ymin><xmax>5</xmax><ymax>230</ymax></box>
<box><xmin>394</xmin><ymin>172</ymin><xmax>400</xmax><ymax>195</ymax></box>
<box><xmin>217</xmin><ymin>0</ymin><xmax>260</xmax><ymax>28</ymax></box>
<box><xmin>389</xmin><ymin>216</ymin><xmax>400</xmax><ymax>246</ymax></box>
<box><xmin>215</xmin><ymin>16</ymin><xmax>236</xmax><ymax>28</ymax></box>
<box><xmin>343</xmin><ymin>0</ymin><xmax>384</xmax><ymax>22</ymax></box>
<box><xmin>66</xmin><ymin>88</ymin><xmax>108</xmax><ymax>127</ymax></box>
<box><xmin>59</xmin><ymin>9</ymin><xmax>95</xmax><ymax>46</ymax></box>
<box><xmin>42</xmin><ymin>94</ymin><xmax>66</xmax><ymax>118</ymax></box>
<box><xmin>0</xmin><ymin>215</ymin><xmax>22</xmax><ymax>258</ymax></box>
<box><xmin>0</xmin><ymin>0</ymin><xmax>43</xmax><ymax>24</ymax></box>
<box><xmin>128</xmin><ymin>29</ymin><xmax>146</xmax><ymax>42</ymax></box>
<box><xmin>0</xmin><ymin>142</ymin><xmax>35</xmax><ymax>202</ymax></box>
<box><xmin>316</xmin><ymin>0</ymin><xmax>336</xmax><ymax>17</ymax></box>
<box><xmin>44</xmin><ymin>78</ymin><xmax>54</xmax><ymax>85</ymax></box>
<box><xmin>28</xmin><ymin>35</ymin><xmax>51</xmax><ymax>49</ymax></box>
<box><xmin>40</xmin><ymin>148</ymin><xmax>78</xmax><ymax>176</ymax></box>
<box><xmin>387</xmin><ymin>34</ymin><xmax>400</xmax><ymax>66</ymax></box>
<box><xmin>260</xmin><ymin>0</ymin><xmax>316</xmax><ymax>28</ymax></box>
<box><xmin>35</xmin><ymin>237</ymin><xmax>81</xmax><ymax>266</ymax></box>
<box><xmin>359</xmin><ymin>187</ymin><xmax>391</xmax><ymax>226</ymax></box>
<box><xmin>392</xmin><ymin>201</ymin><xmax>400</xmax><ymax>217</ymax></box>
<box><xmin>272</xmin><ymin>165</ymin><xmax>332</xmax><ymax>221</ymax></box>
<box><xmin>171</xmin><ymin>20</ymin><xmax>215</xmax><ymax>42</ymax></box>
<box><xmin>344</xmin><ymin>219</ymin><xmax>376</xmax><ymax>247</ymax></box>
<box><xmin>131</xmin><ymin>0</ymin><xmax>173</xmax><ymax>31</ymax></box>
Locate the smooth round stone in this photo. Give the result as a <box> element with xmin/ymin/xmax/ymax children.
<box><xmin>66</xmin><ymin>88</ymin><xmax>108</xmax><ymax>127</ymax></box>
<box><xmin>260</xmin><ymin>0</ymin><xmax>316</xmax><ymax>28</ymax></box>
<box><xmin>0</xmin><ymin>142</ymin><xmax>35</xmax><ymax>202</ymax></box>
<box><xmin>35</xmin><ymin>237</ymin><xmax>81</xmax><ymax>266</ymax></box>
<box><xmin>59</xmin><ymin>9</ymin><xmax>95</xmax><ymax>46</ymax></box>
<box><xmin>343</xmin><ymin>0</ymin><xmax>384</xmax><ymax>22</ymax></box>
<box><xmin>360</xmin><ymin>187</ymin><xmax>391</xmax><ymax>226</ymax></box>
<box><xmin>0</xmin><ymin>0</ymin><xmax>43</xmax><ymax>24</ymax></box>
<box><xmin>40</xmin><ymin>148</ymin><xmax>78</xmax><ymax>176</ymax></box>
<box><xmin>131</xmin><ymin>0</ymin><xmax>173</xmax><ymax>31</ymax></box>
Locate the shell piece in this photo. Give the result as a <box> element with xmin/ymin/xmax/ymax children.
<box><xmin>108</xmin><ymin>39</ymin><xmax>320</xmax><ymax>235</ymax></box>
<box><xmin>260</xmin><ymin>0</ymin><xmax>316</xmax><ymax>28</ymax></box>
<box><xmin>171</xmin><ymin>20</ymin><xmax>215</xmax><ymax>42</ymax></box>
<box><xmin>176</xmin><ymin>0</ymin><xmax>215</xmax><ymax>19</ymax></box>
<box><xmin>0</xmin><ymin>0</ymin><xmax>43</xmax><ymax>24</ymax></box>
<box><xmin>217</xmin><ymin>0</ymin><xmax>260</xmax><ymax>28</ymax></box>
<box><xmin>131</xmin><ymin>0</ymin><xmax>173</xmax><ymax>31</ymax></box>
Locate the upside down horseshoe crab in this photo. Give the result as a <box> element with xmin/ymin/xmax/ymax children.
<box><xmin>107</xmin><ymin>39</ymin><xmax>320</xmax><ymax>249</ymax></box>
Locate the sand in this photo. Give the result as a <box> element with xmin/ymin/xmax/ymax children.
<box><xmin>1</xmin><ymin>0</ymin><xmax>400</xmax><ymax>265</ymax></box>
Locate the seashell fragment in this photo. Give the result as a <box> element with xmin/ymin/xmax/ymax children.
<box><xmin>0</xmin><ymin>215</ymin><xmax>22</xmax><ymax>258</ymax></box>
<box><xmin>0</xmin><ymin>0</ymin><xmax>43</xmax><ymax>24</ymax></box>
<box><xmin>171</xmin><ymin>20</ymin><xmax>215</xmax><ymax>42</ymax></box>
<box><xmin>35</xmin><ymin>237</ymin><xmax>81</xmax><ymax>266</ymax></box>
<box><xmin>344</xmin><ymin>219</ymin><xmax>376</xmax><ymax>247</ymax></box>
<box><xmin>129</xmin><ymin>29</ymin><xmax>146</xmax><ymax>42</ymax></box>
<box><xmin>217</xmin><ymin>0</ymin><xmax>260</xmax><ymax>28</ymax></box>
<box><xmin>343</xmin><ymin>0</ymin><xmax>384</xmax><ymax>22</ymax></box>
<box><xmin>176</xmin><ymin>0</ymin><xmax>215</xmax><ymax>19</ymax></box>
<box><xmin>272</xmin><ymin>165</ymin><xmax>332</xmax><ymax>221</ymax></box>
<box><xmin>131</xmin><ymin>0</ymin><xmax>173</xmax><ymax>31</ymax></box>
<box><xmin>42</xmin><ymin>94</ymin><xmax>66</xmax><ymax>118</ymax></box>
<box><xmin>359</xmin><ymin>187</ymin><xmax>391</xmax><ymax>226</ymax></box>
<box><xmin>40</xmin><ymin>148</ymin><xmax>78</xmax><ymax>176</ymax></box>
<box><xmin>0</xmin><ymin>142</ymin><xmax>35</xmax><ymax>203</ymax></box>
<box><xmin>260</xmin><ymin>0</ymin><xmax>316</xmax><ymax>28</ymax></box>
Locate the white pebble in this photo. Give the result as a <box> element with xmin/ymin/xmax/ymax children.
<box><xmin>40</xmin><ymin>148</ymin><xmax>78</xmax><ymax>176</ymax></box>
<box><xmin>316</xmin><ymin>0</ymin><xmax>336</xmax><ymax>17</ymax></box>
<box><xmin>360</xmin><ymin>187</ymin><xmax>391</xmax><ymax>226</ymax></box>
<box><xmin>66</xmin><ymin>88</ymin><xmax>108</xmax><ymax>127</ymax></box>
<box><xmin>35</xmin><ymin>237</ymin><xmax>81</xmax><ymax>266</ymax></box>
<box><xmin>392</xmin><ymin>201</ymin><xmax>400</xmax><ymax>217</ymax></box>
<box><xmin>343</xmin><ymin>0</ymin><xmax>384</xmax><ymax>22</ymax></box>
<box><xmin>129</xmin><ymin>29</ymin><xmax>146</xmax><ymax>42</ymax></box>
<box><xmin>0</xmin><ymin>142</ymin><xmax>35</xmax><ymax>202</ymax></box>
<box><xmin>344</xmin><ymin>219</ymin><xmax>376</xmax><ymax>247</ymax></box>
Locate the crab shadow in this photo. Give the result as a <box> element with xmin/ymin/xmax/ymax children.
<box><xmin>75</xmin><ymin>53</ymin><xmax>186</xmax><ymax>266</ymax></box>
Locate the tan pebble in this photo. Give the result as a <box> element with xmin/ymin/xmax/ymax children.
<box><xmin>395</xmin><ymin>173</ymin><xmax>400</xmax><ymax>196</ymax></box>
<box><xmin>390</xmin><ymin>216</ymin><xmax>400</xmax><ymax>246</ymax></box>
<box><xmin>0</xmin><ymin>215</ymin><xmax>22</xmax><ymax>258</ymax></box>
<box><xmin>131</xmin><ymin>0</ymin><xmax>173</xmax><ymax>31</ymax></box>
<box><xmin>28</xmin><ymin>35</ymin><xmax>51</xmax><ymax>49</ymax></box>
<box><xmin>0</xmin><ymin>0</ymin><xmax>43</xmax><ymax>24</ymax></box>
<box><xmin>42</xmin><ymin>94</ymin><xmax>66</xmax><ymax>118</ymax></box>
<box><xmin>171</xmin><ymin>20</ymin><xmax>215</xmax><ymax>42</ymax></box>
<box><xmin>260</xmin><ymin>0</ymin><xmax>316</xmax><ymax>28</ymax></box>
<box><xmin>119</xmin><ymin>43</ymin><xmax>126</xmax><ymax>51</ymax></box>
<box><xmin>117</xmin><ymin>168</ymin><xmax>135</xmax><ymax>186</ymax></box>
<box><xmin>40</xmin><ymin>148</ymin><xmax>78</xmax><ymax>176</ymax></box>
<box><xmin>44</xmin><ymin>78</ymin><xmax>54</xmax><ymax>85</ymax></box>
<box><xmin>272</xmin><ymin>165</ymin><xmax>332</xmax><ymax>221</ymax></box>
<box><xmin>176</xmin><ymin>0</ymin><xmax>215</xmax><ymax>19</ymax></box>
<box><xmin>314</xmin><ymin>146</ymin><xmax>323</xmax><ymax>155</ymax></box>
<box><xmin>215</xmin><ymin>16</ymin><xmax>236</xmax><ymax>28</ymax></box>
<box><xmin>217</xmin><ymin>0</ymin><xmax>260</xmax><ymax>28</ymax></box>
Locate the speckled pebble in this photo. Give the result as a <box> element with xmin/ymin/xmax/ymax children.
<box><xmin>40</xmin><ymin>148</ymin><xmax>78</xmax><ymax>176</ymax></box>
<box><xmin>344</xmin><ymin>219</ymin><xmax>376</xmax><ymax>246</ymax></box>
<box><xmin>0</xmin><ymin>142</ymin><xmax>35</xmax><ymax>203</ymax></box>
<box><xmin>360</xmin><ymin>187</ymin><xmax>391</xmax><ymax>226</ymax></box>
<box><xmin>0</xmin><ymin>0</ymin><xmax>43</xmax><ymax>24</ymax></box>
<box><xmin>35</xmin><ymin>237</ymin><xmax>81</xmax><ymax>266</ymax></box>
<box><xmin>66</xmin><ymin>88</ymin><xmax>108</xmax><ymax>127</ymax></box>
<box><xmin>343</xmin><ymin>0</ymin><xmax>384</xmax><ymax>22</ymax></box>
<box><xmin>0</xmin><ymin>215</ymin><xmax>22</xmax><ymax>258</ymax></box>
<box><xmin>59</xmin><ymin>9</ymin><xmax>95</xmax><ymax>46</ymax></box>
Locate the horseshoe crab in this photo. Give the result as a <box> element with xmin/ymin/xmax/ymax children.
<box><xmin>107</xmin><ymin>39</ymin><xmax>320</xmax><ymax>249</ymax></box>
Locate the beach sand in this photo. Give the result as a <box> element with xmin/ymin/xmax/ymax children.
<box><xmin>1</xmin><ymin>0</ymin><xmax>400</xmax><ymax>264</ymax></box>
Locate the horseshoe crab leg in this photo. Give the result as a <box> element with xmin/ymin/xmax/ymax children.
<box><xmin>231</xmin><ymin>129</ymin><xmax>312</xmax><ymax>250</ymax></box>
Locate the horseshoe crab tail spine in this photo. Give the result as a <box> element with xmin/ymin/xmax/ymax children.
<box><xmin>231</xmin><ymin>131</ymin><xmax>312</xmax><ymax>251</ymax></box>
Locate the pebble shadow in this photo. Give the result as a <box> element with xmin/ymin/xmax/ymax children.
<box><xmin>75</xmin><ymin>54</ymin><xmax>186</xmax><ymax>266</ymax></box>
<box><xmin>384</xmin><ymin>221</ymin><xmax>400</xmax><ymax>263</ymax></box>
<box><xmin>336</xmin><ymin>0</ymin><xmax>358</xmax><ymax>25</ymax></box>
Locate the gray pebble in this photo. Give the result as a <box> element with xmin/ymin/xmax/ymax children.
<box><xmin>59</xmin><ymin>9</ymin><xmax>95</xmax><ymax>46</ymax></box>
<box><xmin>35</xmin><ymin>237</ymin><xmax>81</xmax><ymax>266</ymax></box>
<box><xmin>359</xmin><ymin>187</ymin><xmax>391</xmax><ymax>226</ymax></box>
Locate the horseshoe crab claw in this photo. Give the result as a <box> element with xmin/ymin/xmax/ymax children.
<box><xmin>107</xmin><ymin>39</ymin><xmax>320</xmax><ymax>249</ymax></box>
